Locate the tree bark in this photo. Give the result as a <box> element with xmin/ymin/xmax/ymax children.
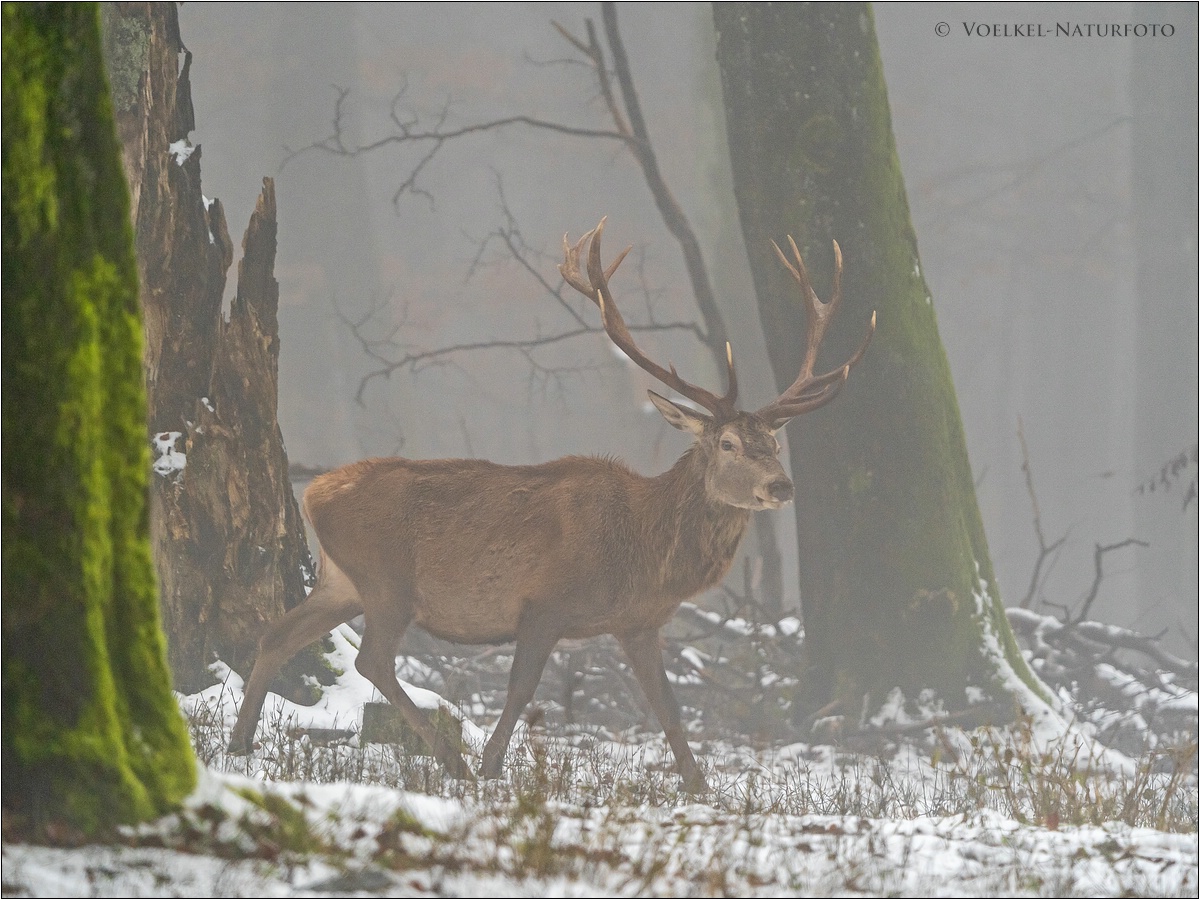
<box><xmin>101</xmin><ymin>4</ymin><xmax>325</xmax><ymax>696</ymax></box>
<box><xmin>713</xmin><ymin>3</ymin><xmax>1044</xmax><ymax>714</ymax></box>
<box><xmin>2</xmin><ymin>3</ymin><xmax>195</xmax><ymax>832</ymax></box>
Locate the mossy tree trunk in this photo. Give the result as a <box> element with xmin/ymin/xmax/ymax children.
<box><xmin>2</xmin><ymin>3</ymin><xmax>195</xmax><ymax>833</ymax></box>
<box><xmin>713</xmin><ymin>4</ymin><xmax>1044</xmax><ymax>718</ymax></box>
<box><xmin>99</xmin><ymin>4</ymin><xmax>327</xmax><ymax>698</ymax></box>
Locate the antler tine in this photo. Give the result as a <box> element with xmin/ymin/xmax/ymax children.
<box><xmin>560</xmin><ymin>219</ymin><xmax>736</xmax><ymax>419</ymax></box>
<box><xmin>585</xmin><ymin>216</ymin><xmax>616</xmax><ymax>305</ymax></box>
<box><xmin>756</xmin><ymin>237</ymin><xmax>875</xmax><ymax>426</ymax></box>
<box><xmin>771</xmin><ymin>236</ymin><xmax>843</xmax><ymax>382</ymax></box>
<box><xmin>559</xmin><ymin>219</ymin><xmax>633</xmax><ymax>307</ymax></box>
<box><xmin>723</xmin><ymin>341</ymin><xmax>739</xmax><ymax>409</ymax></box>
<box><xmin>559</xmin><ymin>228</ymin><xmax>597</xmax><ymax>299</ymax></box>
<box><xmin>795</xmin><ymin>235</ymin><xmax>843</xmax><ymax>314</ymax></box>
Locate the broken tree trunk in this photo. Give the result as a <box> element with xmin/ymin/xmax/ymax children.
<box><xmin>101</xmin><ymin>3</ymin><xmax>327</xmax><ymax>697</ymax></box>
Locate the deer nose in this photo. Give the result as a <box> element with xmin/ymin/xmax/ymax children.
<box><xmin>767</xmin><ymin>478</ymin><xmax>794</xmax><ymax>503</ymax></box>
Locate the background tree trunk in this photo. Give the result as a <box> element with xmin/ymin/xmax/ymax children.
<box><xmin>2</xmin><ymin>3</ymin><xmax>195</xmax><ymax>832</ymax></box>
<box><xmin>1129</xmin><ymin>4</ymin><xmax>1200</xmax><ymax>627</ymax></box>
<box><xmin>713</xmin><ymin>3</ymin><xmax>1043</xmax><ymax>715</ymax></box>
<box><xmin>100</xmin><ymin>3</ymin><xmax>326</xmax><ymax>697</ymax></box>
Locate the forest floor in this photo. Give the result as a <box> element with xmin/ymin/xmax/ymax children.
<box><xmin>3</xmin><ymin>623</ymin><xmax>1197</xmax><ymax>898</ymax></box>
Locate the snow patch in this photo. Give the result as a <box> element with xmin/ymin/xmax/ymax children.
<box><xmin>776</xmin><ymin>616</ymin><xmax>802</xmax><ymax>637</ymax></box>
<box><xmin>152</xmin><ymin>431</ymin><xmax>186</xmax><ymax>477</ymax></box>
<box><xmin>168</xmin><ymin>139</ymin><xmax>195</xmax><ymax>166</ymax></box>
<box><xmin>867</xmin><ymin>686</ymin><xmax>949</xmax><ymax>729</ymax></box>
<box><xmin>869</xmin><ymin>686</ymin><xmax>908</xmax><ymax>727</ymax></box>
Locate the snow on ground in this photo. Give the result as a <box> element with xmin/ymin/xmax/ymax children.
<box><xmin>4</xmin><ymin>624</ymin><xmax>1196</xmax><ymax>898</ymax></box>
<box><xmin>4</xmin><ymin>771</ymin><xmax>1196</xmax><ymax>897</ymax></box>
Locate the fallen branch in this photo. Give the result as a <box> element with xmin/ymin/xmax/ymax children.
<box><xmin>1008</xmin><ymin>607</ymin><xmax>1198</xmax><ymax>681</ymax></box>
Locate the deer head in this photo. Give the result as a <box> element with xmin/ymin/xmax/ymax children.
<box><xmin>560</xmin><ymin>217</ymin><xmax>875</xmax><ymax>512</ymax></box>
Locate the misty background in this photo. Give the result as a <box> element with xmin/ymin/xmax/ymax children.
<box><xmin>175</xmin><ymin>2</ymin><xmax>1198</xmax><ymax>652</ymax></box>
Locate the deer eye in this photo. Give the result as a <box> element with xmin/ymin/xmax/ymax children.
<box><xmin>720</xmin><ymin>439</ymin><xmax>735</xmax><ymax>452</ymax></box>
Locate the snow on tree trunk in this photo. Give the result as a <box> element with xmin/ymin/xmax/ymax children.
<box><xmin>713</xmin><ymin>4</ymin><xmax>1046</xmax><ymax>717</ymax></box>
<box><xmin>100</xmin><ymin>3</ymin><xmax>326</xmax><ymax>697</ymax></box>
<box><xmin>2</xmin><ymin>3</ymin><xmax>195</xmax><ymax>832</ymax></box>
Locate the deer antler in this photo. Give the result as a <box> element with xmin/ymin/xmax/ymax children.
<box><xmin>561</xmin><ymin>217</ymin><xmax>738</xmax><ymax>419</ymax></box>
<box><xmin>753</xmin><ymin>236</ymin><xmax>876</xmax><ymax>426</ymax></box>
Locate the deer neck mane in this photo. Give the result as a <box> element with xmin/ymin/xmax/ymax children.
<box><xmin>640</xmin><ymin>446</ymin><xmax>751</xmax><ymax>599</ymax></box>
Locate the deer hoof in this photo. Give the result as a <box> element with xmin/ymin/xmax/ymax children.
<box><xmin>680</xmin><ymin>770</ymin><xmax>710</xmax><ymax>795</ymax></box>
<box><xmin>226</xmin><ymin>728</ymin><xmax>255</xmax><ymax>756</ymax></box>
<box><xmin>479</xmin><ymin>745</ymin><xmax>508</xmax><ymax>779</ymax></box>
<box><xmin>440</xmin><ymin>754</ymin><xmax>478</xmax><ymax>782</ymax></box>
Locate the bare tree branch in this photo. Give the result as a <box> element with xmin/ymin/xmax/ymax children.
<box><xmin>302</xmin><ymin>12</ymin><xmax>734</xmax><ymax>369</ymax></box>
<box><xmin>341</xmin><ymin>281</ymin><xmax>703</xmax><ymax>408</ymax></box>
<box><xmin>340</xmin><ymin>313</ymin><xmax>701</xmax><ymax>407</ymax></box>
<box><xmin>1075</xmin><ymin>537</ymin><xmax>1149</xmax><ymax>624</ymax></box>
<box><xmin>1016</xmin><ymin>416</ymin><xmax>1068</xmax><ymax>609</ymax></box>
<box><xmin>281</xmin><ymin>78</ymin><xmax>632</xmax><ymax>212</ymax></box>
<box><xmin>299</xmin><ymin>17</ymin><xmax>728</xmax><ymax>405</ymax></box>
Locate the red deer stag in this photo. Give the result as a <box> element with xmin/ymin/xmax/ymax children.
<box><xmin>228</xmin><ymin>218</ymin><xmax>874</xmax><ymax>790</ymax></box>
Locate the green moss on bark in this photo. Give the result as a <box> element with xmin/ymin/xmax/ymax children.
<box><xmin>714</xmin><ymin>4</ymin><xmax>1045</xmax><ymax>710</ymax></box>
<box><xmin>2</xmin><ymin>3</ymin><xmax>195</xmax><ymax>833</ymax></box>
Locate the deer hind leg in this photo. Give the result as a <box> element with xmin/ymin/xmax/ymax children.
<box><xmin>228</xmin><ymin>557</ymin><xmax>362</xmax><ymax>754</ymax></box>
<box><xmin>480</xmin><ymin>619</ymin><xmax>561</xmax><ymax>779</ymax></box>
<box><xmin>355</xmin><ymin>589</ymin><xmax>477</xmax><ymax>781</ymax></box>
<box><xmin>617</xmin><ymin>627</ymin><xmax>708</xmax><ymax>793</ymax></box>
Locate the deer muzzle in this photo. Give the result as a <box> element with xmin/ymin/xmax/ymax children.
<box><xmin>755</xmin><ymin>476</ymin><xmax>795</xmax><ymax>509</ymax></box>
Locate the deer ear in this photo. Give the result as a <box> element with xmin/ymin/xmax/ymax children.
<box><xmin>647</xmin><ymin>390</ymin><xmax>709</xmax><ymax>436</ymax></box>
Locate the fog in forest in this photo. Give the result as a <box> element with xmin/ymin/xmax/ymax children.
<box><xmin>176</xmin><ymin>2</ymin><xmax>1198</xmax><ymax>653</ymax></box>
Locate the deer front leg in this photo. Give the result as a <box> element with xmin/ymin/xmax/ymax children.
<box><xmin>617</xmin><ymin>627</ymin><xmax>709</xmax><ymax>793</ymax></box>
<box><xmin>480</xmin><ymin>620</ymin><xmax>560</xmax><ymax>779</ymax></box>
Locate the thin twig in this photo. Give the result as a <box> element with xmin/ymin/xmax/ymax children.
<box><xmin>1016</xmin><ymin>416</ymin><xmax>1068</xmax><ymax>609</ymax></box>
<box><xmin>1074</xmin><ymin>538</ymin><xmax>1149</xmax><ymax>624</ymax></box>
